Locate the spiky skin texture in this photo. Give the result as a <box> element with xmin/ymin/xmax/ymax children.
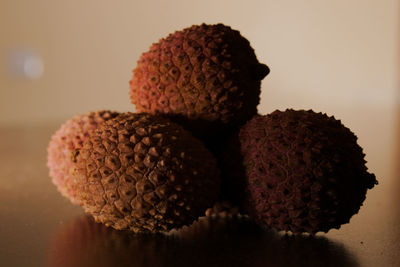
<box><xmin>239</xmin><ymin>110</ymin><xmax>378</xmax><ymax>234</ymax></box>
<box><xmin>129</xmin><ymin>23</ymin><xmax>269</xmax><ymax>139</ymax></box>
<box><xmin>47</xmin><ymin>111</ymin><xmax>119</xmax><ymax>204</ymax></box>
<box><xmin>73</xmin><ymin>113</ymin><xmax>220</xmax><ymax>233</ymax></box>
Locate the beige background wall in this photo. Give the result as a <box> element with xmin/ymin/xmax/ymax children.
<box><xmin>1</xmin><ymin>1</ymin><xmax>399</xmax><ymax>168</ymax></box>
<box><xmin>1</xmin><ymin>0</ymin><xmax>399</xmax><ymax>123</ymax></box>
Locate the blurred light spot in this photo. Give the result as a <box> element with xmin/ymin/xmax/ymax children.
<box><xmin>23</xmin><ymin>55</ymin><xmax>44</xmax><ymax>79</ymax></box>
<box><xmin>9</xmin><ymin>50</ymin><xmax>44</xmax><ymax>80</ymax></box>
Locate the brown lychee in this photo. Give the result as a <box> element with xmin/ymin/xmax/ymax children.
<box><xmin>47</xmin><ymin>111</ymin><xmax>119</xmax><ymax>204</ymax></box>
<box><xmin>129</xmin><ymin>23</ymin><xmax>269</xmax><ymax>140</ymax></box>
<box><xmin>229</xmin><ymin>109</ymin><xmax>377</xmax><ymax>233</ymax></box>
<box><xmin>73</xmin><ymin>112</ymin><xmax>220</xmax><ymax>233</ymax></box>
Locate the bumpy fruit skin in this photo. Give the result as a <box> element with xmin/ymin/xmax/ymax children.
<box><xmin>73</xmin><ymin>112</ymin><xmax>220</xmax><ymax>233</ymax></box>
<box><xmin>129</xmin><ymin>23</ymin><xmax>269</xmax><ymax>137</ymax></box>
<box><xmin>239</xmin><ymin>110</ymin><xmax>378</xmax><ymax>234</ymax></box>
<box><xmin>47</xmin><ymin>111</ymin><xmax>119</xmax><ymax>204</ymax></box>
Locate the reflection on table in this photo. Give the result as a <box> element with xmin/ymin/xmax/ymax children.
<box><xmin>48</xmin><ymin>215</ymin><xmax>359</xmax><ymax>267</ymax></box>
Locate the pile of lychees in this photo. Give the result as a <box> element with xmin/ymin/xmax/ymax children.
<box><xmin>47</xmin><ymin>23</ymin><xmax>377</xmax><ymax>234</ymax></box>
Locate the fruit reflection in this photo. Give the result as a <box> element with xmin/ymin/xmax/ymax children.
<box><xmin>48</xmin><ymin>215</ymin><xmax>359</xmax><ymax>267</ymax></box>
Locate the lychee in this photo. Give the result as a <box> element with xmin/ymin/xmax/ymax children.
<box><xmin>236</xmin><ymin>109</ymin><xmax>377</xmax><ymax>233</ymax></box>
<box><xmin>47</xmin><ymin>111</ymin><xmax>119</xmax><ymax>204</ymax></box>
<box><xmin>129</xmin><ymin>23</ymin><xmax>269</xmax><ymax>139</ymax></box>
<box><xmin>73</xmin><ymin>112</ymin><xmax>220</xmax><ymax>233</ymax></box>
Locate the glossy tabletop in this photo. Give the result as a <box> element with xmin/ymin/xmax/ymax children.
<box><xmin>0</xmin><ymin>122</ymin><xmax>399</xmax><ymax>267</ymax></box>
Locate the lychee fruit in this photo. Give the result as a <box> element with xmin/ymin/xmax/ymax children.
<box><xmin>73</xmin><ymin>112</ymin><xmax>220</xmax><ymax>233</ymax></box>
<box><xmin>129</xmin><ymin>23</ymin><xmax>269</xmax><ymax>140</ymax></box>
<box><xmin>236</xmin><ymin>109</ymin><xmax>377</xmax><ymax>233</ymax></box>
<box><xmin>47</xmin><ymin>111</ymin><xmax>119</xmax><ymax>204</ymax></box>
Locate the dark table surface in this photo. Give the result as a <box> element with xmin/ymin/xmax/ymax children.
<box><xmin>0</xmin><ymin>123</ymin><xmax>399</xmax><ymax>267</ymax></box>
